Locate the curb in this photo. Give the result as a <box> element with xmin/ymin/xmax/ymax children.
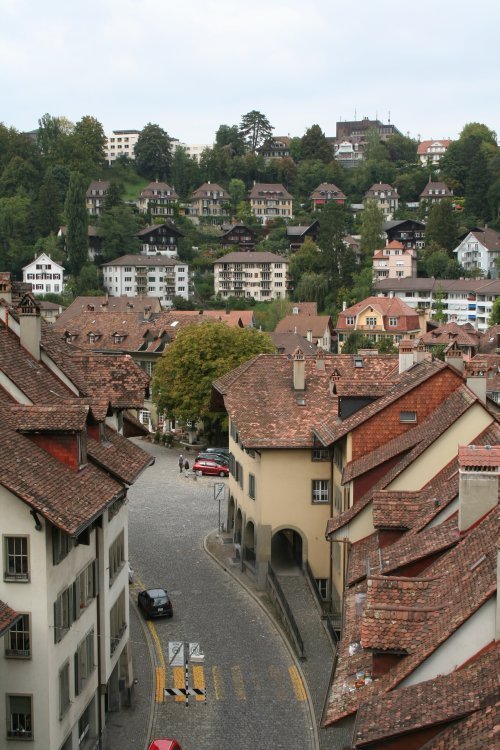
<box><xmin>203</xmin><ymin>531</ymin><xmax>320</xmax><ymax>750</ymax></box>
<box><xmin>129</xmin><ymin>591</ymin><xmax>157</xmax><ymax>750</ymax></box>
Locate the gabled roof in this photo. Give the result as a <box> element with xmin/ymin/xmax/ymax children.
<box><xmin>87</xmin><ymin>427</ymin><xmax>154</xmax><ymax>485</ymax></box>
<box><xmin>139</xmin><ymin>181</ymin><xmax>178</xmax><ymax>199</ymax></box>
<box><xmin>0</xmin><ymin>600</ymin><xmax>21</xmax><ymax>636</ymax></box>
<box><xmin>2</xmin><ymin>404</ymin><xmax>89</xmax><ymax>432</ymax></box>
<box><xmin>420</xmin><ymin>180</ymin><xmax>453</xmax><ymax>198</ymax></box>
<box><xmin>337</xmin><ymin>295</ymin><xmax>419</xmax><ymax>322</ymax></box>
<box><xmin>269</xmin><ymin>332</ymin><xmax>317</xmax><ymax>355</ymax></box>
<box><xmin>310</xmin><ymin>183</ymin><xmax>347</xmax><ymax>200</ymax></box>
<box><xmin>54</xmin><ymin>295</ymin><xmax>163</xmax><ymax>327</ymax></box>
<box><xmin>415</xmin><ymin>699</ymin><xmax>499</xmax><ymax>749</ymax></box>
<box><xmin>137</xmin><ymin>222</ymin><xmax>183</xmax><ymax>238</ymax></box>
<box><xmin>86</xmin><ymin>179</ymin><xmax>109</xmax><ymax>195</ymax></box>
<box><xmin>274</xmin><ymin>314</ymin><xmax>333</xmax><ymax>338</ymax></box>
<box><xmin>465</xmin><ymin>226</ymin><xmax>500</xmax><ymax>253</ymax></box>
<box><xmin>213</xmin><ymin>251</ymin><xmax>288</xmax><ymax>264</ymax></box>
<box><xmin>191</xmin><ymin>182</ymin><xmax>228</xmax><ymax>199</ymax></box>
<box><xmin>417</xmin><ymin>139</ymin><xmax>453</xmax><ymax>154</ymax></box>
<box><xmin>352</xmin><ymin>646</ymin><xmax>499</xmax><ymax>747</ymax></box>
<box><xmin>100</xmin><ymin>254</ymin><xmax>182</xmax><ymax>268</ymax></box>
<box><xmin>365</xmin><ymin>183</ymin><xmax>399</xmax><ymax>197</ymax></box>
<box><xmin>248</xmin><ymin>183</ymin><xmax>293</xmax><ymax>199</ymax></box>
<box><xmin>420</xmin><ymin>322</ymin><xmax>481</xmax><ymax>348</ymax></box>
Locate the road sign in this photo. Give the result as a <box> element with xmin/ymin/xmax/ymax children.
<box><xmin>214</xmin><ymin>483</ymin><xmax>225</xmax><ymax>501</ymax></box>
<box><xmin>168</xmin><ymin>641</ymin><xmax>185</xmax><ymax>666</ymax></box>
<box><xmin>189</xmin><ymin>642</ymin><xmax>205</xmax><ymax>663</ymax></box>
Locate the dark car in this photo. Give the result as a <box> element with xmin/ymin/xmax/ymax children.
<box><xmin>205</xmin><ymin>446</ymin><xmax>229</xmax><ymax>457</ymax></box>
<box><xmin>193</xmin><ymin>458</ymin><xmax>229</xmax><ymax>477</ymax></box>
<box><xmin>196</xmin><ymin>451</ymin><xmax>229</xmax><ymax>465</ymax></box>
<box><xmin>138</xmin><ymin>588</ymin><xmax>173</xmax><ymax>619</ymax></box>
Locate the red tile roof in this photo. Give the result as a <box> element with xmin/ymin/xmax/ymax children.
<box><xmin>417</xmin><ymin>139</ymin><xmax>453</xmax><ymax>155</ymax></box>
<box><xmin>353</xmin><ymin>645</ymin><xmax>499</xmax><ymax>747</ymax></box>
<box><xmin>459</xmin><ymin>443</ymin><xmax>500</xmax><ymax>470</ymax></box>
<box><xmin>3</xmin><ymin>404</ymin><xmax>89</xmax><ymax>432</ymax></box>
<box><xmin>274</xmin><ymin>314</ymin><xmax>333</xmax><ymax>338</ymax></box>
<box><xmin>55</xmin><ymin>295</ymin><xmax>163</xmax><ymax>327</ymax></box>
<box><xmin>248</xmin><ymin>183</ymin><xmax>293</xmax><ymax>199</ymax></box>
<box><xmin>417</xmin><ymin>700</ymin><xmax>499</xmax><ymax>749</ymax></box>
<box><xmin>0</xmin><ymin>600</ymin><xmax>21</xmax><ymax>637</ymax></box>
<box><xmin>87</xmin><ymin>427</ymin><xmax>153</xmax><ymax>485</ymax></box>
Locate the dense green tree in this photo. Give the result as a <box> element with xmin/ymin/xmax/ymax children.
<box><xmin>432</xmin><ymin>285</ymin><xmax>448</xmax><ymax>323</ymax></box>
<box><xmin>253</xmin><ymin>298</ymin><xmax>292</xmax><ymax>331</ymax></box>
<box><xmin>294</xmin><ymin>272</ymin><xmax>329</xmax><ymax>309</ymax></box>
<box><xmin>386</xmin><ymin>134</ymin><xmax>418</xmax><ymax>165</ymax></box>
<box><xmin>0</xmin><ymin>156</ymin><xmax>39</xmax><ymax>198</ymax></box>
<box><xmin>289</xmin><ymin>238</ymin><xmax>322</xmax><ymax>280</ymax></box>
<box><xmin>199</xmin><ymin>145</ymin><xmax>232</xmax><ymax>186</ymax></box>
<box><xmin>342</xmin><ymin>331</ymin><xmax>375</xmax><ymax>353</ymax></box>
<box><xmin>103</xmin><ymin>181</ymin><xmax>123</xmax><ymax>212</ymax></box>
<box><xmin>0</xmin><ymin>194</ymin><xmax>34</xmax><ymax>274</ymax></box>
<box><xmin>35</xmin><ymin>169</ymin><xmax>64</xmax><ymax>236</ymax></box>
<box><xmin>215</xmin><ymin>125</ymin><xmax>246</xmax><ymax>156</ymax></box>
<box><xmin>300</xmin><ymin>125</ymin><xmax>332</xmax><ymax>163</ymax></box>
<box><xmin>488</xmin><ymin>296</ymin><xmax>500</xmax><ymax>325</ymax></box>
<box><xmin>239</xmin><ymin>110</ymin><xmax>274</xmax><ymax>153</ymax></box>
<box><xmin>152</xmin><ymin>322</ymin><xmax>276</xmax><ymax>429</ymax></box>
<box><xmin>64</xmin><ymin>172</ymin><xmax>89</xmax><ymax>276</ymax></box>
<box><xmin>97</xmin><ymin>205</ymin><xmax>142</xmax><ymax>261</ymax></box>
<box><xmin>464</xmin><ymin>148</ymin><xmax>490</xmax><ymax>223</ymax></box>
<box><xmin>425</xmin><ymin>200</ymin><xmax>457</xmax><ymax>252</ymax></box>
<box><xmin>36</xmin><ymin>113</ymin><xmax>73</xmax><ymax>163</ymax></box>
<box><xmin>134</xmin><ymin>123</ymin><xmax>172</xmax><ymax>180</ymax></box>
<box><xmin>345</xmin><ymin>266</ymin><xmax>374</xmax><ymax>306</ymax></box>
<box><xmin>170</xmin><ymin>147</ymin><xmax>201</xmax><ymax>199</ymax></box>
<box><xmin>317</xmin><ymin>203</ymin><xmax>355</xmax><ymax>294</ymax></box>
<box><xmin>359</xmin><ymin>199</ymin><xmax>384</xmax><ymax>260</ymax></box>
<box><xmin>70</xmin><ymin>115</ymin><xmax>106</xmax><ymax>173</ymax></box>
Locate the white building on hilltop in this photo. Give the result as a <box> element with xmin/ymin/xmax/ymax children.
<box><xmin>105</xmin><ymin>130</ymin><xmax>140</xmax><ymax>164</ymax></box>
<box><xmin>22</xmin><ymin>253</ymin><xmax>65</xmax><ymax>295</ymax></box>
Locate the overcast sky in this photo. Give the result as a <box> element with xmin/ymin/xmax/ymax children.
<box><xmin>1</xmin><ymin>0</ymin><xmax>499</xmax><ymax>145</ymax></box>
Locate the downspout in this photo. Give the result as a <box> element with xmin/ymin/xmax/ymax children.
<box><xmin>96</xmin><ymin>525</ymin><xmax>104</xmax><ymax>747</ymax></box>
<box><xmin>329</xmin><ymin>448</ymin><xmax>334</xmax><ymax>614</ymax></box>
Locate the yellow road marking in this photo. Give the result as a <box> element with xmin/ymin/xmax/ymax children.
<box><xmin>155</xmin><ymin>667</ymin><xmax>165</xmax><ymax>702</ymax></box>
<box><xmin>231</xmin><ymin>665</ymin><xmax>246</xmax><ymax>701</ymax></box>
<box><xmin>147</xmin><ymin>621</ymin><xmax>165</xmax><ymax>669</ymax></box>
<box><xmin>289</xmin><ymin>665</ymin><xmax>307</xmax><ymax>701</ymax></box>
<box><xmin>173</xmin><ymin>666</ymin><xmax>185</xmax><ymax>702</ymax></box>
<box><xmin>192</xmin><ymin>665</ymin><xmax>205</xmax><ymax>701</ymax></box>
<box><xmin>212</xmin><ymin>666</ymin><xmax>224</xmax><ymax>700</ymax></box>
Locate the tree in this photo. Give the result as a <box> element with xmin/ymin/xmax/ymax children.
<box><xmin>103</xmin><ymin>181</ymin><xmax>123</xmax><ymax>212</ymax></box>
<box><xmin>465</xmin><ymin>148</ymin><xmax>490</xmax><ymax>222</ymax></box>
<box><xmin>64</xmin><ymin>172</ymin><xmax>88</xmax><ymax>276</ymax></box>
<box><xmin>97</xmin><ymin>205</ymin><xmax>142</xmax><ymax>262</ymax></box>
<box><xmin>300</xmin><ymin>125</ymin><xmax>332</xmax><ymax>163</ymax></box>
<box><xmin>488</xmin><ymin>296</ymin><xmax>500</xmax><ymax>325</ymax></box>
<box><xmin>151</xmin><ymin>322</ymin><xmax>276</xmax><ymax>431</ymax></box>
<box><xmin>425</xmin><ymin>200</ymin><xmax>457</xmax><ymax>252</ymax></box>
<box><xmin>170</xmin><ymin>147</ymin><xmax>201</xmax><ymax>199</ymax></box>
<box><xmin>228</xmin><ymin>178</ymin><xmax>246</xmax><ymax>215</ymax></box>
<box><xmin>359</xmin><ymin>200</ymin><xmax>384</xmax><ymax>260</ymax></box>
<box><xmin>289</xmin><ymin>238</ymin><xmax>323</xmax><ymax>282</ymax></box>
<box><xmin>342</xmin><ymin>331</ymin><xmax>374</xmax><ymax>354</ymax></box>
<box><xmin>70</xmin><ymin>115</ymin><xmax>106</xmax><ymax>174</ymax></box>
<box><xmin>214</xmin><ymin>125</ymin><xmax>246</xmax><ymax>156</ymax></box>
<box><xmin>294</xmin><ymin>272</ymin><xmax>329</xmax><ymax>310</ymax></box>
<box><xmin>134</xmin><ymin>123</ymin><xmax>173</xmax><ymax>180</ymax></box>
<box><xmin>239</xmin><ymin>110</ymin><xmax>274</xmax><ymax>153</ymax></box>
<box><xmin>254</xmin><ymin>298</ymin><xmax>292</xmax><ymax>331</ymax></box>
<box><xmin>432</xmin><ymin>285</ymin><xmax>448</xmax><ymax>323</ymax></box>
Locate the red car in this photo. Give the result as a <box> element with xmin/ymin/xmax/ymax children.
<box><xmin>148</xmin><ymin>741</ymin><xmax>182</xmax><ymax>750</ymax></box>
<box><xmin>193</xmin><ymin>458</ymin><xmax>229</xmax><ymax>477</ymax></box>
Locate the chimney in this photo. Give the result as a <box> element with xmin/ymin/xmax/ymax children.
<box><xmin>458</xmin><ymin>445</ymin><xmax>499</xmax><ymax>532</ymax></box>
<box><xmin>329</xmin><ymin>369</ymin><xmax>341</xmax><ymax>396</ymax></box>
<box><xmin>316</xmin><ymin>349</ymin><xmax>325</xmax><ymax>370</ymax></box>
<box><xmin>465</xmin><ymin>362</ymin><xmax>487</xmax><ymax>403</ymax></box>
<box><xmin>19</xmin><ymin>294</ymin><xmax>41</xmax><ymax>360</ymax></box>
<box><xmin>413</xmin><ymin>340</ymin><xmax>427</xmax><ymax>365</ymax></box>
<box><xmin>398</xmin><ymin>339</ymin><xmax>414</xmax><ymax>374</ymax></box>
<box><xmin>444</xmin><ymin>343</ymin><xmax>464</xmax><ymax>373</ymax></box>
<box><xmin>342</xmin><ymin>301</ymin><xmax>347</xmax><ymax>311</ymax></box>
<box><xmin>143</xmin><ymin>305</ymin><xmax>152</xmax><ymax>321</ymax></box>
<box><xmin>293</xmin><ymin>348</ymin><xmax>305</xmax><ymax>390</ymax></box>
<box><xmin>306</xmin><ymin>329</ymin><xmax>313</xmax><ymax>342</ymax></box>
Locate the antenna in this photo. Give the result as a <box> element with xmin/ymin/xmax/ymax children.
<box><xmin>388</xmin><ymin>110</ymin><xmax>391</xmax><ymax>123</ymax></box>
<box><xmin>354</xmin><ymin>107</ymin><xmax>357</xmax><ymax>121</ymax></box>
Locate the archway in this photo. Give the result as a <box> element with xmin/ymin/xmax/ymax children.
<box><xmin>234</xmin><ymin>508</ymin><xmax>243</xmax><ymax>545</ymax></box>
<box><xmin>243</xmin><ymin>520</ymin><xmax>256</xmax><ymax>565</ymax></box>
<box><xmin>227</xmin><ymin>495</ymin><xmax>235</xmax><ymax>533</ymax></box>
<box><xmin>271</xmin><ymin>528</ymin><xmax>303</xmax><ymax>573</ymax></box>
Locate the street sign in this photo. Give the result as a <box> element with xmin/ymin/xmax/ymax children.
<box><xmin>189</xmin><ymin>642</ymin><xmax>205</xmax><ymax>663</ymax></box>
<box><xmin>214</xmin><ymin>483</ymin><xmax>225</xmax><ymax>501</ymax></box>
<box><xmin>168</xmin><ymin>641</ymin><xmax>185</xmax><ymax>666</ymax></box>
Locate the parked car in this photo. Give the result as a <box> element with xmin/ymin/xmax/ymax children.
<box><xmin>138</xmin><ymin>588</ymin><xmax>173</xmax><ymax>619</ymax></box>
<box><xmin>196</xmin><ymin>451</ymin><xmax>229</xmax><ymax>465</ymax></box>
<box><xmin>193</xmin><ymin>458</ymin><xmax>229</xmax><ymax>477</ymax></box>
<box><xmin>148</xmin><ymin>741</ymin><xmax>182</xmax><ymax>750</ymax></box>
<box><xmin>205</xmin><ymin>446</ymin><xmax>229</xmax><ymax>457</ymax></box>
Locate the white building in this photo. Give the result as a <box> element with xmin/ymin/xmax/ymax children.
<box><xmin>0</xmin><ymin>292</ymin><xmax>152</xmax><ymax>750</ymax></box>
<box><xmin>22</xmin><ymin>253</ymin><xmax>65</xmax><ymax>296</ymax></box>
<box><xmin>213</xmin><ymin>252</ymin><xmax>290</xmax><ymax>300</ymax></box>
<box><xmin>105</xmin><ymin>130</ymin><xmax>140</xmax><ymax>164</ymax></box>
<box><xmin>373</xmin><ymin>277</ymin><xmax>500</xmax><ymax>332</ymax></box>
<box><xmin>101</xmin><ymin>254</ymin><xmax>189</xmax><ymax>305</ymax></box>
<box><xmin>453</xmin><ymin>227</ymin><xmax>500</xmax><ymax>278</ymax></box>
<box><xmin>417</xmin><ymin>139</ymin><xmax>453</xmax><ymax>167</ymax></box>
<box><xmin>172</xmin><ymin>140</ymin><xmax>212</xmax><ymax>162</ymax></box>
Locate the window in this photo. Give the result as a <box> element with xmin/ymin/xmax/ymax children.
<box><xmin>109</xmin><ymin>531</ymin><xmax>125</xmax><ymax>584</ymax></box>
<box><xmin>388</xmin><ymin>317</ymin><xmax>398</xmax><ymax>326</ymax></box>
<box><xmin>75</xmin><ymin>630</ymin><xmax>95</xmax><ymax>695</ymax></box>
<box><xmin>5</xmin><ymin>614</ymin><xmax>31</xmax><ymax>658</ymax></box>
<box><xmin>346</xmin><ymin>316</ymin><xmax>355</xmax><ymax>325</ymax></box>
<box><xmin>59</xmin><ymin>661</ymin><xmax>70</xmax><ymax>718</ymax></box>
<box><xmin>315</xmin><ymin>578</ymin><xmax>329</xmax><ymax>601</ymax></box>
<box><xmin>235</xmin><ymin>462</ymin><xmax>243</xmax><ymax>489</ymax></box>
<box><xmin>53</xmin><ymin>527</ymin><xmax>73</xmax><ymax>565</ymax></box>
<box><xmin>333</xmin><ymin>444</ymin><xmax>343</xmax><ymax>469</ymax></box>
<box><xmin>312</xmin><ymin>447</ymin><xmax>330</xmax><ymax>461</ymax></box>
<box><xmin>7</xmin><ymin>695</ymin><xmax>32</xmax><ymax>739</ymax></box>
<box><xmin>366</xmin><ymin>316</ymin><xmax>377</xmax><ymax>326</ymax></box>
<box><xmin>78</xmin><ymin>702</ymin><xmax>91</xmax><ymax>745</ymax></box>
<box><xmin>400</xmin><ymin>410</ymin><xmax>417</xmax><ymax>423</ymax></box>
<box><xmin>312</xmin><ymin>480</ymin><xmax>329</xmax><ymax>504</ymax></box>
<box><xmin>54</xmin><ymin>585</ymin><xmax>74</xmax><ymax>643</ymax></box>
<box><xmin>4</xmin><ymin>536</ymin><xmax>29</xmax><ymax>581</ymax></box>
<box><xmin>249</xmin><ymin>473</ymin><xmax>255</xmax><ymax>499</ymax></box>
<box><xmin>78</xmin><ymin>561</ymin><xmax>97</xmax><ymax>610</ymax></box>
<box><xmin>110</xmin><ymin>589</ymin><xmax>127</xmax><ymax>655</ymax></box>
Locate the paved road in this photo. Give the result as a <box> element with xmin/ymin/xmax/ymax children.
<box><xmin>127</xmin><ymin>441</ymin><xmax>316</xmax><ymax>750</ymax></box>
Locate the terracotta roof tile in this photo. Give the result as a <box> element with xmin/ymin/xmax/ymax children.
<box><xmin>87</xmin><ymin>428</ymin><xmax>153</xmax><ymax>485</ymax></box>
<box><xmin>0</xmin><ymin>600</ymin><xmax>21</xmax><ymax>636</ymax></box>
<box><xmin>420</xmin><ymin>322</ymin><xmax>481</xmax><ymax>348</ymax></box>
<box><xmin>459</xmin><ymin>443</ymin><xmax>500</xmax><ymax>470</ymax></box>
<box><xmin>3</xmin><ymin>404</ymin><xmax>89</xmax><ymax>432</ymax></box>
<box><xmin>417</xmin><ymin>700</ymin><xmax>499</xmax><ymax>750</ymax></box>
<box><xmin>248</xmin><ymin>183</ymin><xmax>293</xmax><ymax>199</ymax></box>
<box><xmin>274</xmin><ymin>314</ymin><xmax>333</xmax><ymax>338</ymax></box>
<box><xmin>353</xmin><ymin>646</ymin><xmax>499</xmax><ymax>747</ymax></box>
<box><xmin>55</xmin><ymin>295</ymin><xmax>163</xmax><ymax>328</ymax></box>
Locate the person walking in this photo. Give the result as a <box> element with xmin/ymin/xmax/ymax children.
<box><xmin>184</xmin><ymin>458</ymin><xmax>190</xmax><ymax>475</ymax></box>
<box><xmin>178</xmin><ymin>454</ymin><xmax>184</xmax><ymax>473</ymax></box>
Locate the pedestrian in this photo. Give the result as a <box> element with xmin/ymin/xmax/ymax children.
<box><xmin>178</xmin><ymin>454</ymin><xmax>183</xmax><ymax>473</ymax></box>
<box><xmin>184</xmin><ymin>458</ymin><xmax>190</xmax><ymax>475</ymax></box>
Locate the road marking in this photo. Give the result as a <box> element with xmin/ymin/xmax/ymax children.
<box><xmin>231</xmin><ymin>665</ymin><xmax>246</xmax><ymax>701</ymax></box>
<box><xmin>155</xmin><ymin>667</ymin><xmax>165</xmax><ymax>702</ymax></box>
<box><xmin>173</xmin><ymin>666</ymin><xmax>186</xmax><ymax>702</ymax></box>
<box><xmin>289</xmin><ymin>665</ymin><xmax>307</xmax><ymax>701</ymax></box>
<box><xmin>192</xmin><ymin>665</ymin><xmax>206</xmax><ymax>702</ymax></box>
<box><xmin>147</xmin><ymin>621</ymin><xmax>165</xmax><ymax>669</ymax></box>
<box><xmin>212</xmin><ymin>666</ymin><xmax>224</xmax><ymax>700</ymax></box>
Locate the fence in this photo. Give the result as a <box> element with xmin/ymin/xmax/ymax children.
<box><xmin>267</xmin><ymin>565</ymin><xmax>305</xmax><ymax>660</ymax></box>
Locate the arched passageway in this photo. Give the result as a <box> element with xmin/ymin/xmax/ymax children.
<box><xmin>271</xmin><ymin>529</ymin><xmax>303</xmax><ymax>574</ymax></box>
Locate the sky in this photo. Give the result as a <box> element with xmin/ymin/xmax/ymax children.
<box><xmin>1</xmin><ymin>0</ymin><xmax>499</xmax><ymax>145</ymax></box>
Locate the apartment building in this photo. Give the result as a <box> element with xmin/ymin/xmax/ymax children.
<box><xmin>364</xmin><ymin>183</ymin><xmax>399</xmax><ymax>220</ymax></box>
<box><xmin>372</xmin><ymin>241</ymin><xmax>417</xmax><ymax>281</ymax></box>
<box><xmin>101</xmin><ymin>255</ymin><xmax>189</xmax><ymax>305</ymax></box>
<box><xmin>248</xmin><ymin>183</ymin><xmax>293</xmax><ymax>224</ymax></box>
<box><xmin>190</xmin><ymin>183</ymin><xmax>230</xmax><ymax>220</ymax></box>
<box><xmin>213</xmin><ymin>252</ymin><xmax>290</xmax><ymax>300</ymax></box>
<box><xmin>0</xmin><ymin>290</ymin><xmax>152</xmax><ymax>750</ymax></box>
<box><xmin>453</xmin><ymin>226</ymin><xmax>500</xmax><ymax>278</ymax></box>
<box><xmin>336</xmin><ymin>296</ymin><xmax>421</xmax><ymax>351</ymax></box>
<box><xmin>105</xmin><ymin>130</ymin><xmax>140</xmax><ymax>164</ymax></box>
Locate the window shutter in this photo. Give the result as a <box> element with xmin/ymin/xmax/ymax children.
<box><xmin>93</xmin><ymin>559</ymin><xmax>99</xmax><ymax>597</ymax></box>
<box><xmin>74</xmin><ymin>651</ymin><xmax>80</xmax><ymax>696</ymax></box>
<box><xmin>54</xmin><ymin>599</ymin><xmax>61</xmax><ymax>643</ymax></box>
<box><xmin>74</xmin><ymin>579</ymin><xmax>81</xmax><ymax>620</ymax></box>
